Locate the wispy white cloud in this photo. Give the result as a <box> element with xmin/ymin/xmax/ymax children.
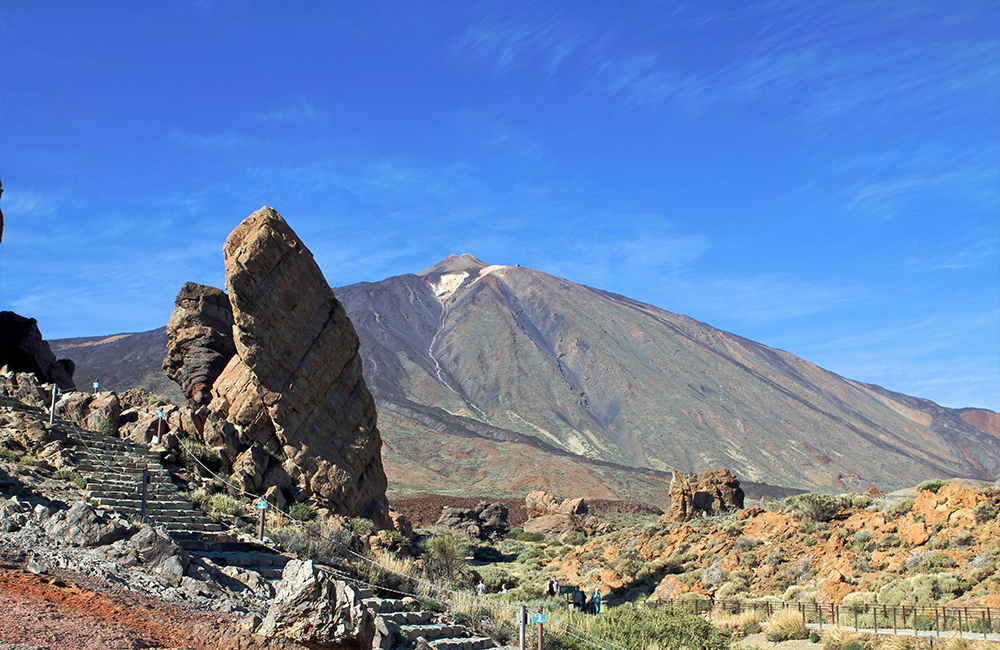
<box><xmin>456</xmin><ymin>9</ymin><xmax>586</xmax><ymax>75</ymax></box>
<box><xmin>256</xmin><ymin>98</ymin><xmax>328</xmax><ymax>126</ymax></box>
<box><xmin>1</xmin><ymin>188</ymin><xmax>60</xmax><ymax>218</ymax></box>
<box><xmin>170</xmin><ymin>130</ymin><xmax>259</xmax><ymax>149</ymax></box>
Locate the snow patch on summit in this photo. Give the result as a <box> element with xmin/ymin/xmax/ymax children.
<box><xmin>429</xmin><ymin>272</ymin><xmax>468</xmax><ymax>302</ymax></box>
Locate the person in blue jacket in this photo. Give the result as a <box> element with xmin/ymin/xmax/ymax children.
<box><xmin>592</xmin><ymin>588</ymin><xmax>602</xmax><ymax>614</ymax></box>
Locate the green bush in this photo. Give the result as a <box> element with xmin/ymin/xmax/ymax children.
<box><xmin>288</xmin><ymin>502</ymin><xmax>316</xmax><ymax>521</ymax></box>
<box><xmin>209</xmin><ymin>492</ymin><xmax>240</xmax><ymax>516</ymax></box>
<box><xmin>0</xmin><ymin>448</ymin><xmax>20</xmax><ymax>462</ymax></box>
<box><xmin>883</xmin><ymin>498</ymin><xmax>914</xmax><ymax>518</ymax></box>
<box><xmin>791</xmin><ymin>493</ymin><xmax>839</xmax><ymax>522</ymax></box>
<box><xmin>916</xmin><ymin>479</ymin><xmax>947</xmax><ymax>494</ymax></box>
<box><xmin>17</xmin><ymin>455</ymin><xmax>39</xmax><ymax>467</ymax></box>
<box><xmin>54</xmin><ymin>469</ymin><xmax>87</xmax><ymax>490</ymax></box>
<box><xmin>555</xmin><ymin>602</ymin><xmax>728</xmax><ymax>650</ymax></box>
<box><xmin>96</xmin><ymin>418</ymin><xmax>116</xmax><ymax>437</ymax></box>
<box><xmin>515</xmin><ymin>531</ymin><xmax>545</xmax><ymax>543</ymax></box>
<box><xmin>419</xmin><ymin>536</ymin><xmax>470</xmax><ymax>585</ymax></box>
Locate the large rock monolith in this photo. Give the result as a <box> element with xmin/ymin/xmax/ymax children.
<box><xmin>208</xmin><ymin>207</ymin><xmax>389</xmax><ymax>525</ymax></box>
<box><xmin>163</xmin><ymin>282</ymin><xmax>236</xmax><ymax>406</ymax></box>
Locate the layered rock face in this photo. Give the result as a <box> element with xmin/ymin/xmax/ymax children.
<box><xmin>162</xmin><ymin>283</ymin><xmax>235</xmax><ymax>406</ymax></box>
<box><xmin>207</xmin><ymin>207</ymin><xmax>388</xmax><ymax>524</ymax></box>
<box><xmin>663</xmin><ymin>468</ymin><xmax>745</xmax><ymax>522</ymax></box>
<box><xmin>522</xmin><ymin>490</ymin><xmax>608</xmax><ymax>540</ymax></box>
<box><xmin>0</xmin><ymin>311</ymin><xmax>76</xmax><ymax>390</ymax></box>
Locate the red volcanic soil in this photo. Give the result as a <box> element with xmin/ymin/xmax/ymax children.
<box><xmin>389</xmin><ymin>494</ymin><xmax>661</xmax><ymax>528</ymax></box>
<box><xmin>0</xmin><ymin>562</ymin><xmax>306</xmax><ymax>650</ymax></box>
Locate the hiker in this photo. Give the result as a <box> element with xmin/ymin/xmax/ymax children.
<box><xmin>545</xmin><ymin>579</ymin><xmax>555</xmax><ymax>597</ymax></box>
<box><xmin>572</xmin><ymin>586</ymin><xmax>586</xmax><ymax>611</ymax></box>
<box><xmin>592</xmin><ymin>588</ymin><xmax>602</xmax><ymax>614</ymax></box>
<box><xmin>476</xmin><ymin>580</ymin><xmax>488</xmax><ymax>596</ymax></box>
<box><xmin>553</xmin><ymin>578</ymin><xmax>560</xmax><ymax>596</ymax></box>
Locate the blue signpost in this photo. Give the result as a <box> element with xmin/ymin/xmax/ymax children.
<box><xmin>257</xmin><ymin>499</ymin><xmax>268</xmax><ymax>540</ymax></box>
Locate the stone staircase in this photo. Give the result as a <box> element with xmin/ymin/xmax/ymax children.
<box><xmin>53</xmin><ymin>419</ymin><xmax>291</xmax><ymax>581</ymax></box>
<box><xmin>361</xmin><ymin>589</ymin><xmax>497</xmax><ymax>650</ymax></box>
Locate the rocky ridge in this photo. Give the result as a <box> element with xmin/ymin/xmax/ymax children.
<box><xmin>0</xmin><ymin>311</ymin><xmax>76</xmax><ymax>390</ymax></box>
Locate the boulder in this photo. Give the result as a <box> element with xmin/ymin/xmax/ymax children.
<box><xmin>0</xmin><ymin>311</ymin><xmax>75</xmax><ymax>389</ymax></box>
<box><xmin>128</xmin><ymin>525</ymin><xmax>190</xmax><ymax>587</ymax></box>
<box><xmin>54</xmin><ymin>391</ymin><xmax>122</xmax><ymax>435</ymax></box>
<box><xmin>207</xmin><ymin>207</ymin><xmax>388</xmax><ymax>525</ymax></box>
<box><xmin>43</xmin><ymin>501</ymin><xmax>133</xmax><ymax>547</ymax></box>
<box><xmin>259</xmin><ymin>559</ymin><xmax>374</xmax><ymax>649</ymax></box>
<box><xmin>522</xmin><ymin>491</ymin><xmax>589</xmax><ymax>540</ymax></box>
<box><xmin>0</xmin><ymin>368</ymin><xmax>52</xmax><ymax>409</ymax></box>
<box><xmin>663</xmin><ymin>468</ymin><xmax>744</xmax><ymax>522</ymax></box>
<box><xmin>433</xmin><ymin>501</ymin><xmax>509</xmax><ymax>541</ymax></box>
<box><xmin>163</xmin><ymin>282</ymin><xmax>236</xmax><ymax>406</ymax></box>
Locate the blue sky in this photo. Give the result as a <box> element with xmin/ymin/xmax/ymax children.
<box><xmin>2</xmin><ymin>1</ymin><xmax>997</xmax><ymax>411</ymax></box>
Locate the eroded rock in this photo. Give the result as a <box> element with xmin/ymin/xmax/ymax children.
<box><xmin>662</xmin><ymin>468</ymin><xmax>744</xmax><ymax>522</ymax></box>
<box><xmin>0</xmin><ymin>311</ymin><xmax>75</xmax><ymax>390</ymax></box>
<box><xmin>207</xmin><ymin>207</ymin><xmax>388</xmax><ymax>525</ymax></box>
<box><xmin>163</xmin><ymin>283</ymin><xmax>236</xmax><ymax>406</ymax></box>
<box><xmin>259</xmin><ymin>559</ymin><xmax>374</xmax><ymax>648</ymax></box>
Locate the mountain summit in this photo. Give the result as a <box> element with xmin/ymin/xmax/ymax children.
<box><xmin>335</xmin><ymin>255</ymin><xmax>999</xmax><ymax>495</ymax></box>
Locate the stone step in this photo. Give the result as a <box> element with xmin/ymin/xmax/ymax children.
<box><xmin>365</xmin><ymin>597</ymin><xmax>406</xmax><ymax>613</ymax></box>
<box><xmin>399</xmin><ymin>624</ymin><xmax>461</xmax><ymax>641</ymax></box>
<box><xmin>379</xmin><ymin>610</ymin><xmax>434</xmax><ymax>626</ymax></box>
<box><xmin>194</xmin><ymin>552</ymin><xmax>291</xmax><ymax>568</ymax></box>
<box><xmin>429</xmin><ymin>638</ymin><xmax>494</xmax><ymax>650</ymax></box>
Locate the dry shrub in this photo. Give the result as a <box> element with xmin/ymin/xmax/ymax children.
<box><xmin>710</xmin><ymin>609</ymin><xmax>761</xmax><ymax>637</ymax></box>
<box><xmin>765</xmin><ymin>607</ymin><xmax>808</xmax><ymax>642</ymax></box>
<box><xmin>823</xmin><ymin>626</ymin><xmax>865</xmax><ymax>650</ymax></box>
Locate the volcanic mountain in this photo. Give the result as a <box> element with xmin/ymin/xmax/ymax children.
<box><xmin>333</xmin><ymin>254</ymin><xmax>999</xmax><ymax>494</ymax></box>
<box><xmin>51</xmin><ymin>254</ymin><xmax>998</xmax><ymax>501</ymax></box>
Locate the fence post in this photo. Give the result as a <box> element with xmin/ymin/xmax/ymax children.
<box><xmin>537</xmin><ymin>608</ymin><xmax>543</xmax><ymax>650</ymax></box>
<box><xmin>913</xmin><ymin>606</ymin><xmax>917</xmax><ymax>637</ymax></box>
<box><xmin>141</xmin><ymin>468</ymin><xmax>149</xmax><ymax>518</ymax></box>
<box><xmin>519</xmin><ymin>605</ymin><xmax>526</xmax><ymax>650</ymax></box>
<box><xmin>801</xmin><ymin>603</ymin><xmax>806</xmax><ymax>629</ymax></box>
<box><xmin>873</xmin><ymin>605</ymin><xmax>877</xmax><ymax>634</ymax></box>
<box><xmin>984</xmin><ymin>610</ymin><xmax>988</xmax><ymax>640</ymax></box>
<box><xmin>893</xmin><ymin>606</ymin><xmax>897</xmax><ymax>635</ymax></box>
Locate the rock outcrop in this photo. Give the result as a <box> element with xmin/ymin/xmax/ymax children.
<box><xmin>662</xmin><ymin>468</ymin><xmax>745</xmax><ymax>522</ymax></box>
<box><xmin>0</xmin><ymin>311</ymin><xmax>75</xmax><ymax>390</ymax></box>
<box><xmin>433</xmin><ymin>501</ymin><xmax>510</xmax><ymax>541</ymax></box>
<box><xmin>259</xmin><ymin>559</ymin><xmax>374</xmax><ymax>649</ymax></box>
<box><xmin>163</xmin><ymin>282</ymin><xmax>236</xmax><ymax>406</ymax></box>
<box><xmin>522</xmin><ymin>491</ymin><xmax>596</xmax><ymax>540</ymax></box>
<box><xmin>207</xmin><ymin>207</ymin><xmax>388</xmax><ymax>524</ymax></box>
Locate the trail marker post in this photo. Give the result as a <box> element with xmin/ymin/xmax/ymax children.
<box><xmin>155</xmin><ymin>410</ymin><xmax>164</xmax><ymax>445</ymax></box>
<box><xmin>93</xmin><ymin>381</ymin><xmax>99</xmax><ymax>393</ymax></box>
<box><xmin>534</xmin><ymin>610</ymin><xmax>545</xmax><ymax>650</ymax></box>
<box><xmin>518</xmin><ymin>605</ymin><xmax>526</xmax><ymax>650</ymax></box>
<box><xmin>49</xmin><ymin>386</ymin><xmax>58</xmax><ymax>426</ymax></box>
<box><xmin>257</xmin><ymin>499</ymin><xmax>268</xmax><ymax>540</ymax></box>
<box><xmin>141</xmin><ymin>468</ymin><xmax>150</xmax><ymax>518</ymax></box>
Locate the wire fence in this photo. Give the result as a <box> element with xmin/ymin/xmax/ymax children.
<box><xmin>655</xmin><ymin>598</ymin><xmax>1000</xmax><ymax>638</ymax></box>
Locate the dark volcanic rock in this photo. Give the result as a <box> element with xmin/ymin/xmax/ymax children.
<box><xmin>433</xmin><ymin>501</ymin><xmax>510</xmax><ymax>540</ymax></box>
<box><xmin>163</xmin><ymin>282</ymin><xmax>236</xmax><ymax>406</ymax></box>
<box><xmin>0</xmin><ymin>311</ymin><xmax>75</xmax><ymax>390</ymax></box>
<box><xmin>663</xmin><ymin>468</ymin><xmax>744</xmax><ymax>522</ymax></box>
<box><xmin>208</xmin><ymin>207</ymin><xmax>389</xmax><ymax>526</ymax></box>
